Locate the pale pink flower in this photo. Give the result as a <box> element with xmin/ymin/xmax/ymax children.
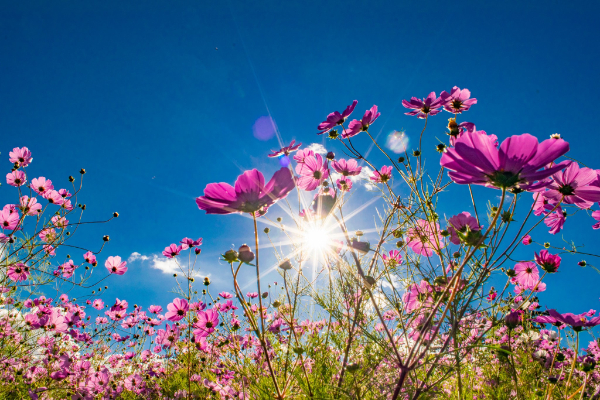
<box><xmin>6</xmin><ymin>170</ymin><xmax>26</xmax><ymax>187</ymax></box>
<box><xmin>105</xmin><ymin>256</ymin><xmax>127</xmax><ymax>275</ymax></box>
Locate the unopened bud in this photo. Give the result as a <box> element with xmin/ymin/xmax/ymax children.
<box><xmin>279</xmin><ymin>259</ymin><xmax>292</xmax><ymax>271</ymax></box>
<box><xmin>238</xmin><ymin>244</ymin><xmax>255</xmax><ymax>264</ymax></box>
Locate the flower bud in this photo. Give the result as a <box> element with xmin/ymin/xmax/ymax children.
<box><xmin>238</xmin><ymin>244</ymin><xmax>255</xmax><ymax>264</ymax></box>
<box><xmin>203</xmin><ymin>277</ymin><xmax>210</xmax><ymax>286</ymax></box>
<box><xmin>113</xmin><ymin>212</ymin><xmax>119</xmax><ymax>218</ymax></box>
<box><xmin>328</xmin><ymin>129</ymin><xmax>338</xmax><ymax>139</ymax></box>
<box><xmin>351</xmin><ymin>239</ymin><xmax>370</xmax><ymax>254</ymax></box>
<box><xmin>264</xmin><ymin>227</ymin><xmax>270</xmax><ymax>234</ymax></box>
<box><xmin>506</xmin><ymin>269</ymin><xmax>516</xmax><ymax>278</ymax></box>
<box><xmin>103</xmin><ymin>235</ymin><xmax>110</xmax><ymax>242</ymax></box>
<box><xmin>504</xmin><ymin>310</ymin><xmax>522</xmax><ymax>330</ymax></box>
<box><xmin>272</xmin><ymin>300</ymin><xmax>281</xmax><ymax>308</ymax></box>
<box><xmin>578</xmin><ymin>260</ymin><xmax>587</xmax><ymax>267</ymax></box>
<box><xmin>261</xmin><ymin>292</ymin><xmax>268</xmax><ymax>299</ymax></box>
<box><xmin>222</xmin><ymin>250</ymin><xmax>239</xmax><ymax>263</ymax></box>
<box><xmin>398</xmin><ymin>156</ymin><xmax>405</xmax><ymax>163</ymax></box>
<box><xmin>80</xmin><ymin>169</ymin><xmax>86</xmax><ymax>174</ymax></box>
<box><xmin>396</xmin><ymin>240</ymin><xmax>404</xmax><ymax>248</ymax></box>
<box><xmin>326</xmin><ymin>151</ymin><xmax>335</xmax><ymax>160</ymax></box>
<box><xmin>279</xmin><ymin>259</ymin><xmax>292</xmax><ymax>271</ymax></box>
<box><xmin>195</xmin><ymin>248</ymin><xmax>201</xmax><ymax>255</ymax></box>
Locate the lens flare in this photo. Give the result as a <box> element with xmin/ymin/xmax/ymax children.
<box><xmin>303</xmin><ymin>225</ymin><xmax>330</xmax><ymax>252</ymax></box>
<box><xmin>252</xmin><ymin>116</ymin><xmax>277</xmax><ymax>141</ymax></box>
<box><xmin>385</xmin><ymin>130</ymin><xmax>409</xmax><ymax>154</ymax></box>
<box><xmin>278</xmin><ymin>155</ymin><xmax>290</xmax><ymax>167</ymax></box>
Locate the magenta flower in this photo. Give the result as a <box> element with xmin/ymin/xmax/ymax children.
<box><xmin>545</xmin><ymin>205</ymin><xmax>566</xmax><ymax>235</ymax></box>
<box><xmin>44</xmin><ymin>190</ymin><xmax>64</xmax><ymax>206</ymax></box>
<box><xmin>83</xmin><ymin>251</ymin><xmax>97</xmax><ymax>265</ymax></box>
<box><xmin>47</xmin><ymin>308</ymin><xmax>68</xmax><ymax>333</ymax></box>
<box><xmin>370</xmin><ymin>166</ymin><xmax>392</xmax><ymax>184</ymax></box>
<box><xmin>9</xmin><ymin>147</ymin><xmax>32</xmax><ymax>167</ymax></box>
<box><xmin>406</xmin><ymin>220</ymin><xmax>445</xmax><ymax>257</ymax></box>
<box><xmin>180</xmin><ymin>237</ymin><xmax>202</xmax><ymax>249</ymax></box>
<box><xmin>532</xmin><ymin>192</ymin><xmax>555</xmax><ymax>216</ymax></box>
<box><xmin>592</xmin><ymin>210</ymin><xmax>600</xmax><ymax>230</ymax></box>
<box><xmin>105</xmin><ymin>256</ymin><xmax>128</xmax><ymax>275</ymax></box>
<box><xmin>59</xmin><ymin>260</ymin><xmax>77</xmax><ymax>278</ymax></box>
<box><xmin>268</xmin><ymin>140</ymin><xmax>302</xmax><ymax>157</ymax></box>
<box><xmin>0</xmin><ymin>208</ymin><xmax>20</xmax><ymax>230</ymax></box>
<box><xmin>403</xmin><ymin>280</ymin><xmax>433</xmax><ymax>312</ymax></box>
<box><xmin>162</xmin><ymin>244</ymin><xmax>182</xmax><ymax>258</ymax></box>
<box><xmin>196</xmin><ymin>168</ymin><xmax>295</xmax><ymax>216</ymax></box>
<box><xmin>92</xmin><ymin>299</ymin><xmax>104</xmax><ymax>310</ymax></box>
<box><xmin>19</xmin><ymin>196</ymin><xmax>42</xmax><ymax>216</ymax></box>
<box><xmin>546</xmin><ymin>309</ymin><xmax>600</xmax><ymax>331</ymax></box>
<box><xmin>441</xmin><ymin>86</ymin><xmax>477</xmax><ymax>114</ymax></box>
<box><xmin>7</xmin><ymin>263</ymin><xmax>30</xmax><ymax>282</ymax></box>
<box><xmin>293</xmin><ymin>148</ymin><xmax>314</xmax><ymax>164</ymax></box>
<box><xmin>6</xmin><ymin>170</ymin><xmax>26</xmax><ymax>187</ymax></box>
<box><xmin>447</xmin><ymin>212</ymin><xmax>481</xmax><ymax>245</ymax></box>
<box><xmin>165</xmin><ymin>298</ymin><xmax>189</xmax><ymax>321</ymax></box>
<box><xmin>31</xmin><ymin>177</ymin><xmax>53</xmax><ymax>196</ymax></box>
<box><xmin>522</xmin><ymin>235</ymin><xmax>532</xmax><ymax>245</ymax></box>
<box><xmin>296</xmin><ymin>154</ymin><xmax>329</xmax><ymax>191</ymax></box>
<box><xmin>382</xmin><ymin>250</ymin><xmax>402</xmax><ymax>267</ymax></box>
<box><xmin>441</xmin><ymin>131</ymin><xmax>570</xmax><ymax>191</ymax></box>
<box><xmin>219</xmin><ymin>292</ymin><xmax>233</xmax><ymax>299</ymax></box>
<box><xmin>317</xmin><ymin>100</ymin><xmax>358</xmax><ymax>135</ymax></box>
<box><xmin>514</xmin><ymin>262</ymin><xmax>540</xmax><ymax>289</ymax></box>
<box><xmin>336</xmin><ymin>177</ymin><xmax>353</xmax><ymax>192</ymax></box>
<box><xmin>402</xmin><ymin>92</ymin><xmax>446</xmax><ymax>119</ymax></box>
<box><xmin>342</xmin><ymin>105</ymin><xmax>381</xmax><ymax>138</ymax></box>
<box><xmin>332</xmin><ymin>159</ymin><xmax>362</xmax><ymax>177</ymax></box>
<box><xmin>148</xmin><ymin>305</ymin><xmax>163</xmax><ymax>314</ymax></box>
<box><xmin>544</xmin><ymin>162</ymin><xmax>600</xmax><ymax>209</ymax></box>
<box><xmin>193</xmin><ymin>309</ymin><xmax>219</xmax><ymax>337</ymax></box>
<box><xmin>534</xmin><ymin>250</ymin><xmax>561</xmax><ymax>273</ymax></box>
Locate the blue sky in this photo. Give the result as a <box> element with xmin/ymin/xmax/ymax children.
<box><xmin>1</xmin><ymin>1</ymin><xmax>599</xmax><ymax>319</ymax></box>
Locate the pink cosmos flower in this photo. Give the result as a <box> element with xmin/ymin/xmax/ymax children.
<box><xmin>83</xmin><ymin>251</ymin><xmax>96</xmax><ymax>265</ymax></box>
<box><xmin>593</xmin><ymin>210</ymin><xmax>600</xmax><ymax>229</ymax></box>
<box><xmin>92</xmin><ymin>299</ymin><xmax>104</xmax><ymax>310</ymax></box>
<box><xmin>180</xmin><ymin>237</ymin><xmax>202</xmax><ymax>249</ymax></box>
<box><xmin>58</xmin><ymin>189</ymin><xmax>71</xmax><ymax>198</ymax></box>
<box><xmin>522</xmin><ymin>235</ymin><xmax>532</xmax><ymax>245</ymax></box>
<box><xmin>246</xmin><ymin>292</ymin><xmax>259</xmax><ymax>299</ymax></box>
<box><xmin>165</xmin><ymin>298</ymin><xmax>189</xmax><ymax>321</ymax></box>
<box><xmin>370</xmin><ymin>166</ymin><xmax>392</xmax><ymax>184</ymax></box>
<box><xmin>51</xmin><ymin>216</ymin><xmax>68</xmax><ymax>229</ymax></box>
<box><xmin>59</xmin><ymin>294</ymin><xmax>68</xmax><ymax>303</ymax></box>
<box><xmin>6</xmin><ymin>170</ymin><xmax>26</xmax><ymax>187</ymax></box>
<box><xmin>8</xmin><ymin>263</ymin><xmax>30</xmax><ymax>281</ymax></box>
<box><xmin>39</xmin><ymin>228</ymin><xmax>55</xmax><ymax>242</ymax></box>
<box><xmin>343</xmin><ymin>105</ymin><xmax>381</xmax><ymax>138</ymax></box>
<box><xmin>31</xmin><ymin>177</ymin><xmax>53</xmax><ymax>196</ymax></box>
<box><xmin>293</xmin><ymin>148</ymin><xmax>314</xmax><ymax>164</ymax></box>
<box><xmin>124</xmin><ymin>374</ymin><xmax>144</xmax><ymax>392</ymax></box>
<box><xmin>193</xmin><ymin>309</ymin><xmax>219</xmax><ymax>338</ymax></box>
<box><xmin>148</xmin><ymin>305</ymin><xmax>163</xmax><ymax>314</ymax></box>
<box><xmin>219</xmin><ymin>292</ymin><xmax>233</xmax><ymax>299</ymax></box>
<box><xmin>196</xmin><ymin>168</ymin><xmax>295</xmax><ymax>216</ymax></box>
<box><xmin>317</xmin><ymin>100</ymin><xmax>358</xmax><ymax>135</ymax></box>
<box><xmin>59</xmin><ymin>260</ymin><xmax>77</xmax><ymax>278</ymax></box>
<box><xmin>111</xmin><ymin>298</ymin><xmax>128</xmax><ymax>311</ymax></box>
<box><xmin>105</xmin><ymin>256</ymin><xmax>128</xmax><ymax>275</ymax></box>
<box><xmin>47</xmin><ymin>308</ymin><xmax>68</xmax><ymax>333</ymax></box>
<box><xmin>545</xmin><ymin>309</ymin><xmax>600</xmax><ymax>331</ymax></box>
<box><xmin>403</xmin><ymin>280</ymin><xmax>433</xmax><ymax>313</ymax></box>
<box><xmin>440</xmin><ymin>86</ymin><xmax>477</xmax><ymax>114</ymax></box>
<box><xmin>514</xmin><ymin>262</ymin><xmax>540</xmax><ymax>289</ymax></box>
<box><xmin>406</xmin><ymin>220</ymin><xmax>445</xmax><ymax>257</ymax></box>
<box><xmin>0</xmin><ymin>208</ymin><xmax>20</xmax><ymax>230</ymax></box>
<box><xmin>402</xmin><ymin>92</ymin><xmax>446</xmax><ymax>119</ymax></box>
<box><xmin>296</xmin><ymin>154</ymin><xmax>329</xmax><ymax>191</ymax></box>
<box><xmin>44</xmin><ymin>190</ymin><xmax>64</xmax><ymax>206</ymax></box>
<box><xmin>447</xmin><ymin>212</ymin><xmax>481</xmax><ymax>245</ymax></box>
<box><xmin>19</xmin><ymin>196</ymin><xmax>42</xmax><ymax>216</ymax></box>
<box><xmin>544</xmin><ymin>162</ymin><xmax>600</xmax><ymax>208</ymax></box>
<box><xmin>268</xmin><ymin>140</ymin><xmax>302</xmax><ymax>157</ymax></box>
<box><xmin>162</xmin><ymin>244</ymin><xmax>182</xmax><ymax>258</ymax></box>
<box><xmin>9</xmin><ymin>147</ymin><xmax>32</xmax><ymax>167</ymax></box>
<box><xmin>544</xmin><ymin>206</ymin><xmax>566</xmax><ymax>235</ymax></box>
<box><xmin>332</xmin><ymin>159</ymin><xmax>362</xmax><ymax>176</ymax></box>
<box><xmin>535</xmin><ymin>250</ymin><xmax>561</xmax><ymax>273</ymax></box>
<box><xmin>441</xmin><ymin>131</ymin><xmax>570</xmax><ymax>190</ymax></box>
<box><xmin>382</xmin><ymin>250</ymin><xmax>402</xmax><ymax>267</ymax></box>
<box><xmin>44</xmin><ymin>245</ymin><xmax>56</xmax><ymax>255</ymax></box>
<box><xmin>336</xmin><ymin>177</ymin><xmax>353</xmax><ymax>192</ymax></box>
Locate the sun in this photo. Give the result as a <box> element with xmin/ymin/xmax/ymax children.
<box><xmin>303</xmin><ymin>225</ymin><xmax>331</xmax><ymax>253</ymax></box>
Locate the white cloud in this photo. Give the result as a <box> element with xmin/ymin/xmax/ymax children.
<box><xmin>150</xmin><ymin>255</ymin><xmax>180</xmax><ymax>275</ymax></box>
<box><xmin>306</xmin><ymin>143</ymin><xmax>327</xmax><ymax>154</ymax></box>
<box><xmin>131</xmin><ymin>253</ymin><xmax>211</xmax><ymax>278</ymax></box>
<box><xmin>128</xmin><ymin>252</ymin><xmax>149</xmax><ymax>263</ymax></box>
